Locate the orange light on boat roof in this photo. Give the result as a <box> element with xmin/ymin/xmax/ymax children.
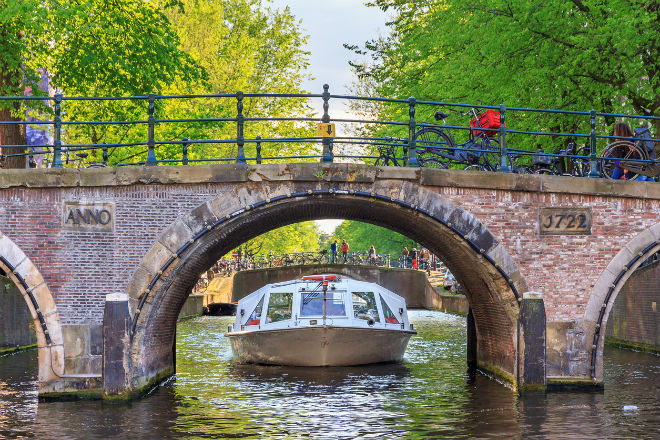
<box><xmin>302</xmin><ymin>275</ymin><xmax>337</xmax><ymax>281</ymax></box>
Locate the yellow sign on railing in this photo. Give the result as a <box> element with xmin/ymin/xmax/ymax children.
<box><xmin>317</xmin><ymin>123</ymin><xmax>336</xmax><ymax>137</ymax></box>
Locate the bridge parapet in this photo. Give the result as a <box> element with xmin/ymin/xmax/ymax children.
<box><xmin>1</xmin><ymin>163</ymin><xmax>660</xmax><ymax>201</ymax></box>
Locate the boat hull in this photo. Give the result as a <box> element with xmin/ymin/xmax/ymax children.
<box><xmin>226</xmin><ymin>326</ymin><xmax>415</xmax><ymax>367</ymax></box>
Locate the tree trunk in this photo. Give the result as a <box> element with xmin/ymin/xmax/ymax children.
<box><xmin>0</xmin><ymin>103</ymin><xmax>26</xmax><ymax>169</ymax></box>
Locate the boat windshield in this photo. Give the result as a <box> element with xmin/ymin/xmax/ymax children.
<box><xmin>246</xmin><ymin>296</ymin><xmax>264</xmax><ymax>326</ymax></box>
<box><xmin>380</xmin><ymin>295</ymin><xmax>399</xmax><ymax>324</ymax></box>
<box><xmin>352</xmin><ymin>292</ymin><xmax>380</xmax><ymax>323</ymax></box>
<box><xmin>300</xmin><ymin>290</ymin><xmax>346</xmax><ymax>317</ymax></box>
<box><xmin>266</xmin><ymin>292</ymin><xmax>293</xmax><ymax>323</ymax></box>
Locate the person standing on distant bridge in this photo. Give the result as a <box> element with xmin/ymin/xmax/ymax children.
<box><xmin>369</xmin><ymin>245</ymin><xmax>376</xmax><ymax>265</ymax></box>
<box><xmin>331</xmin><ymin>240</ymin><xmax>338</xmax><ymax>264</ymax></box>
<box><xmin>341</xmin><ymin>239</ymin><xmax>349</xmax><ymax>263</ymax></box>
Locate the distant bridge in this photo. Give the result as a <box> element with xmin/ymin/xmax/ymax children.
<box><xmin>230</xmin><ymin>264</ymin><xmax>441</xmax><ymax>309</ymax></box>
<box><xmin>2</xmin><ymin>163</ymin><xmax>660</xmax><ymax>399</ymax></box>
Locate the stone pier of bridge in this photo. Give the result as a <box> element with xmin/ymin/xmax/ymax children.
<box><xmin>2</xmin><ymin>163</ymin><xmax>660</xmax><ymax>398</ymax></box>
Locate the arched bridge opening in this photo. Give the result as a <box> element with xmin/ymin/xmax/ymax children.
<box><xmin>119</xmin><ymin>184</ymin><xmax>544</xmax><ymax>398</ymax></box>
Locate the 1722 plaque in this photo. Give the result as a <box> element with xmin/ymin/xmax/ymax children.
<box><xmin>539</xmin><ymin>207</ymin><xmax>591</xmax><ymax>235</ymax></box>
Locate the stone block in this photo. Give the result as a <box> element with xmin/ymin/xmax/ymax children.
<box><xmin>79</xmin><ymin>167</ymin><xmax>116</xmax><ymax>187</ymax></box>
<box><xmin>39</xmin><ymin>345</ymin><xmax>64</xmax><ymax>382</ymax></box>
<box><xmin>62</xmin><ymin>324</ymin><xmax>89</xmax><ymax>358</ymax></box>
<box><xmin>625</xmin><ymin>228</ymin><xmax>656</xmax><ymax>256</ymax></box>
<box><xmin>90</xmin><ymin>324</ymin><xmax>103</xmax><ymax>356</ymax></box>
<box><xmin>377</xmin><ymin>167</ymin><xmax>419</xmax><ymax>181</ymax></box>
<box><xmin>181</xmin><ymin>202</ymin><xmax>217</xmax><ymax>235</ymax></box>
<box><xmin>65</xmin><ymin>357</ymin><xmax>91</xmax><ymax>375</ymax></box>
<box><xmin>141</xmin><ymin>242</ymin><xmax>177</xmax><ymax>277</ymax></box>
<box><xmin>90</xmin><ymin>355</ymin><xmax>102</xmax><ymax>374</ymax></box>
<box><xmin>42</xmin><ymin>309</ymin><xmax>63</xmax><ymax>346</ymax></box>
<box><xmin>158</xmin><ymin>220</ymin><xmax>193</xmax><ymax>255</ymax></box>
<box><xmin>0</xmin><ymin>168</ymin><xmax>79</xmax><ymax>189</ymax></box>
<box><xmin>14</xmin><ymin>257</ymin><xmax>45</xmax><ymax>290</ymax></box>
<box><xmin>0</xmin><ymin>235</ymin><xmax>27</xmax><ymax>269</ymax></box>
<box><xmin>126</xmin><ymin>266</ymin><xmax>153</xmax><ymax>300</ymax></box>
<box><xmin>31</xmin><ymin>283</ymin><xmax>58</xmax><ymax>317</ymax></box>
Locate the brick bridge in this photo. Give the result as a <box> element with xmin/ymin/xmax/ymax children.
<box><xmin>1</xmin><ymin>163</ymin><xmax>659</xmax><ymax>398</ymax></box>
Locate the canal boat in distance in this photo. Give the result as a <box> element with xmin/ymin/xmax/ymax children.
<box><xmin>225</xmin><ymin>274</ymin><xmax>416</xmax><ymax>366</ymax></box>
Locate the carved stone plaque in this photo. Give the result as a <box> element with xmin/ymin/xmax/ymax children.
<box><xmin>539</xmin><ymin>207</ymin><xmax>591</xmax><ymax>235</ymax></box>
<box><xmin>62</xmin><ymin>201</ymin><xmax>115</xmax><ymax>232</ymax></box>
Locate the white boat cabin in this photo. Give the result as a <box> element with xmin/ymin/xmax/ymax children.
<box><xmin>231</xmin><ymin>275</ymin><xmax>413</xmax><ymax>332</ymax></box>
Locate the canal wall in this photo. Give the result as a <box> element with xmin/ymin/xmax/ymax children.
<box><xmin>231</xmin><ymin>265</ymin><xmax>442</xmax><ymax>309</ymax></box>
<box><xmin>0</xmin><ymin>276</ymin><xmax>37</xmax><ymax>354</ymax></box>
<box><xmin>179</xmin><ymin>295</ymin><xmax>204</xmax><ymax>320</ymax></box>
<box><xmin>433</xmin><ymin>290</ymin><xmax>469</xmax><ymax>315</ymax></box>
<box><xmin>606</xmin><ymin>260</ymin><xmax>660</xmax><ymax>353</ymax></box>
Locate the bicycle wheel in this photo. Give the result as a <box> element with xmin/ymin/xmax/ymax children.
<box><xmin>414</xmin><ymin>127</ymin><xmax>454</xmax><ymax>167</ymax></box>
<box><xmin>463</xmin><ymin>164</ymin><xmax>485</xmax><ymax>172</ymax></box>
<box><xmin>419</xmin><ymin>156</ymin><xmax>449</xmax><ymax>169</ymax></box>
<box><xmin>600</xmin><ymin>141</ymin><xmax>647</xmax><ymax>180</ymax></box>
<box><xmin>572</xmin><ymin>146</ymin><xmax>591</xmax><ymax>176</ymax></box>
<box><xmin>480</xmin><ymin>137</ymin><xmax>501</xmax><ymax>170</ymax></box>
<box><xmin>534</xmin><ymin>168</ymin><xmax>556</xmax><ymax>175</ymax></box>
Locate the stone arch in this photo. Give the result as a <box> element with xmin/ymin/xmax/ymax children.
<box><xmin>0</xmin><ymin>231</ymin><xmax>64</xmax><ymax>386</ymax></box>
<box><xmin>125</xmin><ymin>182</ymin><xmax>531</xmax><ymax>394</ymax></box>
<box><xmin>584</xmin><ymin>222</ymin><xmax>660</xmax><ymax>381</ymax></box>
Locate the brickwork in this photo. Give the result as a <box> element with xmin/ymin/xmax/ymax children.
<box><xmin>2</xmin><ymin>164</ymin><xmax>660</xmax><ymax>396</ymax></box>
<box><xmin>606</xmin><ymin>260</ymin><xmax>660</xmax><ymax>350</ymax></box>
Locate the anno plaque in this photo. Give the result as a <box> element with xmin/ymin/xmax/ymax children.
<box><xmin>62</xmin><ymin>201</ymin><xmax>115</xmax><ymax>232</ymax></box>
<box><xmin>539</xmin><ymin>207</ymin><xmax>592</xmax><ymax>235</ymax></box>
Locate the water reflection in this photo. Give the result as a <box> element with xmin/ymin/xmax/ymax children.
<box><xmin>0</xmin><ymin>311</ymin><xmax>658</xmax><ymax>439</ymax></box>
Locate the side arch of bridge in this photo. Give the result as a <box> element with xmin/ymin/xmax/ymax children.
<box><xmin>585</xmin><ymin>222</ymin><xmax>660</xmax><ymax>380</ymax></box>
<box><xmin>0</xmin><ymin>231</ymin><xmax>64</xmax><ymax>387</ymax></box>
<box><xmin>125</xmin><ymin>181</ymin><xmax>534</xmax><ymax>395</ymax></box>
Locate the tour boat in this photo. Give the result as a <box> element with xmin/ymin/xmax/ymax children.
<box><xmin>225</xmin><ymin>274</ymin><xmax>416</xmax><ymax>366</ymax></box>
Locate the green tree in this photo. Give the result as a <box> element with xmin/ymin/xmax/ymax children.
<box><xmin>0</xmin><ymin>0</ymin><xmax>202</xmax><ymax>167</ymax></box>
<box><xmin>145</xmin><ymin>0</ymin><xmax>316</xmax><ymax>166</ymax></box>
<box><xmin>350</xmin><ymin>0</ymin><xmax>660</xmax><ymax>156</ymax></box>
<box><xmin>331</xmin><ymin>220</ymin><xmax>417</xmax><ymax>255</ymax></box>
<box><xmin>236</xmin><ymin>221</ymin><xmax>321</xmax><ymax>257</ymax></box>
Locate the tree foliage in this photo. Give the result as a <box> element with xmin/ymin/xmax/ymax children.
<box><xmin>1</xmin><ymin>0</ymin><xmax>317</xmax><ymax>167</ymax></box>
<box><xmin>350</xmin><ymin>0</ymin><xmax>660</xmax><ymax>155</ymax></box>
<box><xmin>236</xmin><ymin>221</ymin><xmax>322</xmax><ymax>257</ymax></box>
<box><xmin>331</xmin><ymin>220</ymin><xmax>417</xmax><ymax>255</ymax></box>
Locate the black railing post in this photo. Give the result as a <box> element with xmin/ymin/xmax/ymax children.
<box><xmin>407</xmin><ymin>97</ymin><xmax>419</xmax><ymax>166</ymax></box>
<box><xmin>236</xmin><ymin>91</ymin><xmax>246</xmax><ymax>164</ymax></box>
<box><xmin>256</xmin><ymin>135</ymin><xmax>262</xmax><ymax>164</ymax></box>
<box><xmin>498</xmin><ymin>104</ymin><xmax>511</xmax><ymax>172</ymax></box>
<box><xmin>182</xmin><ymin>137</ymin><xmax>189</xmax><ymax>165</ymax></box>
<box><xmin>102</xmin><ymin>143</ymin><xmax>108</xmax><ymax>165</ymax></box>
<box><xmin>403</xmin><ymin>137</ymin><xmax>409</xmax><ymax>166</ymax></box>
<box><xmin>321</xmin><ymin>84</ymin><xmax>334</xmax><ymax>163</ymax></box>
<box><xmin>588</xmin><ymin>109</ymin><xmax>599</xmax><ymax>178</ymax></box>
<box><xmin>146</xmin><ymin>93</ymin><xmax>158</xmax><ymax>166</ymax></box>
<box><xmin>52</xmin><ymin>93</ymin><xmax>63</xmax><ymax>168</ymax></box>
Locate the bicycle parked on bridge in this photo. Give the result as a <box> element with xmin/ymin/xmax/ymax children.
<box><xmin>414</xmin><ymin>105</ymin><xmax>504</xmax><ymax>170</ymax></box>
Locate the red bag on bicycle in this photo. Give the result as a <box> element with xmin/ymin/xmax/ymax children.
<box><xmin>470</xmin><ymin>110</ymin><xmax>504</xmax><ymax>137</ymax></box>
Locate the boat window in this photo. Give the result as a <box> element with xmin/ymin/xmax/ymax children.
<box><xmin>352</xmin><ymin>292</ymin><xmax>380</xmax><ymax>322</ymax></box>
<box><xmin>266</xmin><ymin>292</ymin><xmax>293</xmax><ymax>323</ymax></box>
<box><xmin>380</xmin><ymin>295</ymin><xmax>399</xmax><ymax>324</ymax></box>
<box><xmin>246</xmin><ymin>296</ymin><xmax>264</xmax><ymax>326</ymax></box>
<box><xmin>300</xmin><ymin>291</ymin><xmax>346</xmax><ymax>316</ymax></box>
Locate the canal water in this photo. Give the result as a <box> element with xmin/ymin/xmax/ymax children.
<box><xmin>1</xmin><ymin>310</ymin><xmax>659</xmax><ymax>439</ymax></box>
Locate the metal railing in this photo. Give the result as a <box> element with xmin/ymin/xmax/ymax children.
<box><xmin>207</xmin><ymin>251</ymin><xmax>444</xmax><ymax>275</ymax></box>
<box><xmin>1</xmin><ymin>86</ymin><xmax>659</xmax><ymax>178</ymax></box>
